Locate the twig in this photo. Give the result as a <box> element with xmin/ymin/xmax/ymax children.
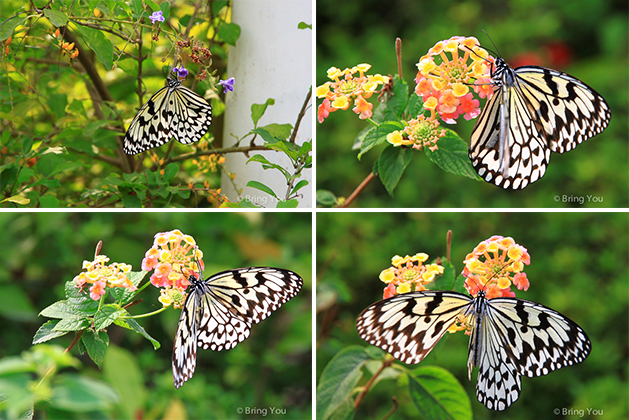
<box><xmin>289</xmin><ymin>87</ymin><xmax>312</xmax><ymax>144</ymax></box>
<box><xmin>354</xmin><ymin>357</ymin><xmax>394</xmax><ymax>409</ymax></box>
<box><xmin>396</xmin><ymin>38</ymin><xmax>402</xmax><ymax>80</ymax></box>
<box><xmin>381</xmin><ymin>397</ymin><xmax>399</xmax><ymax>420</ymax></box>
<box><xmin>341</xmin><ymin>172</ymin><xmax>376</xmax><ymax>208</ymax></box>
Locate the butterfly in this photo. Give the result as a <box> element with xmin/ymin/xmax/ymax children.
<box><xmin>123</xmin><ymin>71</ymin><xmax>212</xmax><ymax>155</ymax></box>
<box><xmin>469</xmin><ymin>56</ymin><xmax>611</xmax><ymax>189</ymax></box>
<box><xmin>356</xmin><ymin>289</ymin><xmax>591</xmax><ymax>410</ymax></box>
<box><xmin>172</xmin><ymin>266</ymin><xmax>302</xmax><ymax>388</ymax></box>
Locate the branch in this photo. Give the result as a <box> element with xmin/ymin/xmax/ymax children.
<box><xmin>341</xmin><ymin>172</ymin><xmax>376</xmax><ymax>208</ymax></box>
<box><xmin>289</xmin><ymin>87</ymin><xmax>312</xmax><ymax>144</ymax></box>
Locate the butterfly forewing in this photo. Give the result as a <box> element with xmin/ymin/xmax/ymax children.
<box><xmin>356</xmin><ymin>290</ymin><xmax>591</xmax><ymax>410</ymax></box>
<box><xmin>469</xmin><ymin>58</ymin><xmax>611</xmax><ymax>189</ymax></box>
<box><xmin>356</xmin><ymin>291</ymin><xmax>472</xmax><ymax>364</ymax></box>
<box><xmin>123</xmin><ymin>77</ymin><xmax>212</xmax><ymax>155</ymax></box>
<box><xmin>172</xmin><ymin>267</ymin><xmax>302</xmax><ymax>389</ymax></box>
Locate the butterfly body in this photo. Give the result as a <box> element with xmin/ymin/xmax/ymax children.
<box><xmin>123</xmin><ymin>76</ymin><xmax>212</xmax><ymax>155</ymax></box>
<box><xmin>172</xmin><ymin>267</ymin><xmax>302</xmax><ymax>388</ymax></box>
<box><xmin>470</xmin><ymin>57</ymin><xmax>611</xmax><ymax>189</ymax></box>
<box><xmin>356</xmin><ymin>290</ymin><xmax>591</xmax><ymax>410</ymax></box>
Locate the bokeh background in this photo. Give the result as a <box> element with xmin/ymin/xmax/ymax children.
<box><xmin>0</xmin><ymin>212</ymin><xmax>311</xmax><ymax>419</ymax></box>
<box><xmin>316</xmin><ymin>0</ymin><xmax>628</xmax><ymax>207</ymax></box>
<box><xmin>316</xmin><ymin>212</ymin><xmax>628</xmax><ymax>419</ymax></box>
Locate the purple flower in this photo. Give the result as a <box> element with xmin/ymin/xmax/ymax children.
<box><xmin>149</xmin><ymin>11</ymin><xmax>165</xmax><ymax>24</ymax></box>
<box><xmin>218</xmin><ymin>77</ymin><xmax>235</xmax><ymax>93</ymax></box>
<box><xmin>173</xmin><ymin>67</ymin><xmax>189</xmax><ymax>79</ymax></box>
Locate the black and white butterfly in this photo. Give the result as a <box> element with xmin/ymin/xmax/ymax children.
<box><xmin>172</xmin><ymin>266</ymin><xmax>302</xmax><ymax>388</ymax></box>
<box><xmin>356</xmin><ymin>290</ymin><xmax>591</xmax><ymax>410</ymax></box>
<box><xmin>123</xmin><ymin>71</ymin><xmax>212</xmax><ymax>155</ymax></box>
<box><xmin>470</xmin><ymin>56</ymin><xmax>611</xmax><ymax>189</ymax></box>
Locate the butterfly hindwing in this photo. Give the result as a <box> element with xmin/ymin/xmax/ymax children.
<box><xmin>172</xmin><ymin>267</ymin><xmax>302</xmax><ymax>388</ymax></box>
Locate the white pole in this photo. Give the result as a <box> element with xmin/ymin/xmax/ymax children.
<box><xmin>221</xmin><ymin>0</ymin><xmax>312</xmax><ymax>208</ymax></box>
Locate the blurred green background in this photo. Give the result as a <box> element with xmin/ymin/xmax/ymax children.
<box><xmin>316</xmin><ymin>0</ymin><xmax>628</xmax><ymax>207</ymax></box>
<box><xmin>316</xmin><ymin>212</ymin><xmax>628</xmax><ymax>419</ymax></box>
<box><xmin>0</xmin><ymin>212</ymin><xmax>311</xmax><ymax>419</ymax></box>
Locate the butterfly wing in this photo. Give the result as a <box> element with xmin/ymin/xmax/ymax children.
<box><xmin>356</xmin><ymin>291</ymin><xmax>472</xmax><ymax>364</ymax></box>
<box><xmin>172</xmin><ymin>285</ymin><xmax>200</xmax><ymax>389</ymax></box>
<box><xmin>169</xmin><ymin>85</ymin><xmax>213</xmax><ymax>145</ymax></box>
<box><xmin>172</xmin><ymin>267</ymin><xmax>302</xmax><ymax>388</ymax></box>
<box><xmin>513</xmin><ymin>66</ymin><xmax>611</xmax><ymax>153</ymax></box>
<box><xmin>123</xmin><ymin>77</ymin><xmax>212</xmax><ymax>155</ymax></box>
<box><xmin>470</xmin><ymin>58</ymin><xmax>611</xmax><ymax>189</ymax></box>
<box><xmin>469</xmin><ymin>296</ymin><xmax>591</xmax><ymax>410</ymax></box>
<box><xmin>123</xmin><ymin>82</ymin><xmax>175</xmax><ymax>155</ymax></box>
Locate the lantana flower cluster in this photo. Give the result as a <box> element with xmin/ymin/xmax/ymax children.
<box><xmin>73</xmin><ymin>255</ymin><xmax>134</xmax><ymax>301</ymax></box>
<box><xmin>379</xmin><ymin>253</ymin><xmax>445</xmax><ymax>299</ymax></box>
<box><xmin>316</xmin><ymin>64</ymin><xmax>390</xmax><ymax>123</ymax></box>
<box><xmin>386</xmin><ymin>115</ymin><xmax>447</xmax><ymax>151</ymax></box>
<box><xmin>462</xmin><ymin>235</ymin><xmax>530</xmax><ymax>299</ymax></box>
<box><xmin>141</xmin><ymin>230</ymin><xmax>204</xmax><ymax>308</ymax></box>
<box><xmin>415</xmin><ymin>36</ymin><xmax>494</xmax><ymax>123</ymax></box>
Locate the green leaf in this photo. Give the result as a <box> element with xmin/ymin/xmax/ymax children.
<box><xmin>358</xmin><ymin>121</ymin><xmax>405</xmax><ymax>159</ymax></box>
<box><xmin>38</xmin><ymin>194</ymin><xmax>60</xmax><ymax>208</ymax></box>
<box><xmin>113</xmin><ymin>318</ymin><xmax>160</xmax><ymax>350</ymax></box>
<box><xmin>406</xmin><ymin>93</ymin><xmax>424</xmax><ymax>118</ymax></box>
<box><xmin>408</xmin><ymin>366</ymin><xmax>472</xmax><ymax>420</ymax></box>
<box><xmin>44</xmin><ymin>9</ymin><xmax>69</xmax><ymax>27</ymax></box>
<box><xmin>277</xmin><ymin>199</ymin><xmax>299</xmax><ymax>208</ymax></box>
<box><xmin>159</xmin><ymin>1</ymin><xmax>171</xmax><ymax>19</ymax></box>
<box><xmin>316</xmin><ymin>346</ymin><xmax>371</xmax><ymax>420</ymax></box>
<box><xmin>316</xmin><ymin>190</ymin><xmax>338</xmax><ymax>206</ymax></box>
<box><xmin>425</xmin><ymin>132</ymin><xmax>480</xmax><ymax>180</ymax></box>
<box><xmin>255</xmin><ymin>123</ymin><xmax>293</xmax><ymax>142</ymax></box>
<box><xmin>0</xmin><ymin>17</ymin><xmax>26</xmax><ymax>41</ymax></box>
<box><xmin>81</xmin><ymin>329</ymin><xmax>109</xmax><ymax>368</ymax></box>
<box><xmin>221</xmin><ymin>199</ymin><xmax>258</xmax><ymax>208</ymax></box>
<box><xmin>389</xmin><ymin>75</ymin><xmax>409</xmax><ymax>119</ymax></box>
<box><xmin>291</xmin><ymin>179</ymin><xmax>309</xmax><ymax>195</ymax></box>
<box><xmin>246</xmin><ymin>181</ymin><xmax>278</xmax><ymax>199</ymax></box>
<box><xmin>103</xmin><ymin>346</ymin><xmax>146</xmax><ymax>419</ymax></box>
<box><xmin>217</xmin><ymin>22</ymin><xmax>241</xmax><ymax>46</ymax></box>
<box><xmin>298</xmin><ymin>22</ymin><xmax>312</xmax><ymax>29</ymax></box>
<box><xmin>94</xmin><ymin>305</ymin><xmax>125</xmax><ymax>330</ymax></box>
<box><xmin>53</xmin><ymin>317</ymin><xmax>89</xmax><ymax>332</ymax></box>
<box><xmin>375</xmin><ymin>146</ymin><xmax>414</xmax><ymax>197</ymax></box>
<box><xmin>32</xmin><ymin>320</ymin><xmax>70</xmax><ymax>344</ymax></box>
<box><xmin>51</xmin><ymin>374</ymin><xmax>118</xmax><ymax>411</ymax></box>
<box><xmin>251</xmin><ymin>99</ymin><xmax>275</xmax><ymax>126</ymax></box>
<box><xmin>162</xmin><ymin>162</ymin><xmax>178</xmax><ymax>182</ymax></box>
<box><xmin>432</xmin><ymin>260</ymin><xmax>456</xmax><ymax>291</ymax></box>
<box><xmin>40</xmin><ymin>300</ymin><xmax>81</xmax><ymax>319</ymax></box>
<box><xmin>71</xmin><ymin>24</ymin><xmax>114</xmax><ymax>70</ymax></box>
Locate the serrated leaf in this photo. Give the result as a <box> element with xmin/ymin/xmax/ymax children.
<box><xmin>389</xmin><ymin>75</ymin><xmax>409</xmax><ymax>119</ymax></box>
<box><xmin>82</xmin><ymin>330</ymin><xmax>109</xmax><ymax>368</ymax></box>
<box><xmin>40</xmin><ymin>300</ymin><xmax>81</xmax><ymax>319</ymax></box>
<box><xmin>32</xmin><ymin>320</ymin><xmax>69</xmax><ymax>344</ymax></box>
<box><xmin>376</xmin><ymin>146</ymin><xmax>414</xmax><ymax>196</ymax></box>
<box><xmin>425</xmin><ymin>132</ymin><xmax>479</xmax><ymax>180</ymax></box>
<box><xmin>94</xmin><ymin>305</ymin><xmax>125</xmax><ymax>330</ymax></box>
<box><xmin>358</xmin><ymin>121</ymin><xmax>405</xmax><ymax>159</ymax></box>
<box><xmin>53</xmin><ymin>317</ymin><xmax>89</xmax><ymax>332</ymax></box>
<box><xmin>217</xmin><ymin>22</ymin><xmax>241</xmax><ymax>46</ymax></box>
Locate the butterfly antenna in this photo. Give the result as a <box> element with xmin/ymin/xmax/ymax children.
<box><xmin>482</xmin><ymin>29</ymin><xmax>502</xmax><ymax>58</ymax></box>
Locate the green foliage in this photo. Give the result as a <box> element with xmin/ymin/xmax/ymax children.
<box><xmin>316</xmin><ymin>212</ymin><xmax>628</xmax><ymax>419</ymax></box>
<box><xmin>0</xmin><ymin>0</ymin><xmax>310</xmax><ymax>208</ymax></box>
<box><xmin>0</xmin><ymin>213</ymin><xmax>312</xmax><ymax>419</ymax></box>
<box><xmin>316</xmin><ymin>0</ymin><xmax>628</xmax><ymax>207</ymax></box>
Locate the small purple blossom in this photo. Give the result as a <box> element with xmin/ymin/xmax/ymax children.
<box><xmin>149</xmin><ymin>11</ymin><xmax>165</xmax><ymax>24</ymax></box>
<box><xmin>218</xmin><ymin>77</ymin><xmax>235</xmax><ymax>93</ymax></box>
<box><xmin>173</xmin><ymin>67</ymin><xmax>189</xmax><ymax>79</ymax></box>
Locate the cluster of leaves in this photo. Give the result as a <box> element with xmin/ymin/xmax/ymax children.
<box><xmin>317</xmin><ymin>74</ymin><xmax>479</xmax><ymax>207</ymax></box>
<box><xmin>0</xmin><ymin>0</ymin><xmax>310</xmax><ymax>208</ymax></box>
<box><xmin>33</xmin><ymin>272</ymin><xmax>158</xmax><ymax>368</ymax></box>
